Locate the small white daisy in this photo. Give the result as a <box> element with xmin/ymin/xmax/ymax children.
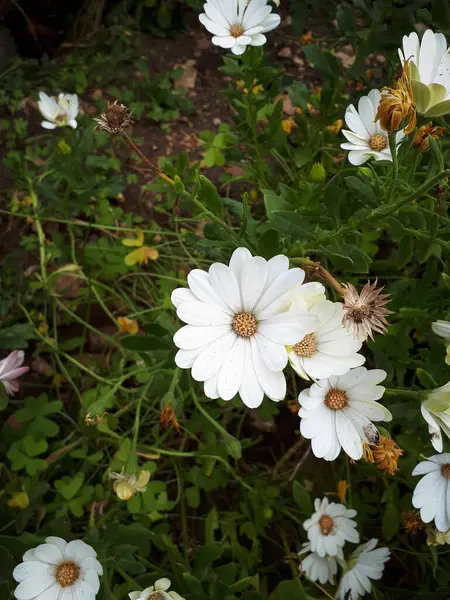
<box><xmin>129</xmin><ymin>578</ymin><xmax>184</xmax><ymax>600</ymax></box>
<box><xmin>303</xmin><ymin>497</ymin><xmax>359</xmax><ymax>558</ymax></box>
<box><xmin>337</xmin><ymin>538</ymin><xmax>390</xmax><ymax>600</ymax></box>
<box><xmin>0</xmin><ymin>350</ymin><xmax>29</xmax><ymax>395</ymax></box>
<box><xmin>341</xmin><ymin>89</ymin><xmax>405</xmax><ymax>165</ymax></box>
<box><xmin>412</xmin><ymin>453</ymin><xmax>450</xmax><ymax>532</ymax></box>
<box><xmin>298</xmin><ymin>367</ymin><xmax>392</xmax><ymax>461</ymax></box>
<box><xmin>288</xmin><ymin>299</ymin><xmax>365</xmax><ymax>381</ymax></box>
<box><xmin>13</xmin><ymin>536</ymin><xmax>102</xmax><ymax>600</ymax></box>
<box><xmin>421</xmin><ymin>382</ymin><xmax>450</xmax><ymax>452</ymax></box>
<box><xmin>38</xmin><ymin>92</ymin><xmax>79</xmax><ymax>129</ymax></box>
<box><xmin>298</xmin><ymin>542</ymin><xmax>341</xmax><ymax>584</ymax></box>
<box><xmin>199</xmin><ymin>0</ymin><xmax>280</xmax><ymax>56</ymax></box>
<box><xmin>399</xmin><ymin>29</ymin><xmax>450</xmax><ymax>117</ymax></box>
<box><xmin>172</xmin><ymin>248</ymin><xmax>319</xmax><ymax>408</ymax></box>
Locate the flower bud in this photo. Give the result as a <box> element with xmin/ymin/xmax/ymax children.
<box><xmin>309</xmin><ymin>162</ymin><xmax>326</xmax><ymax>182</ymax></box>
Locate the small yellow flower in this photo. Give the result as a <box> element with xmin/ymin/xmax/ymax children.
<box><xmin>295</xmin><ymin>107</ymin><xmax>303</xmax><ymax>115</ymax></box>
<box><xmin>117</xmin><ymin>316</ymin><xmax>139</xmax><ymax>335</ymax></box>
<box><xmin>327</xmin><ymin>119</ymin><xmax>343</xmax><ymax>135</ymax></box>
<box><xmin>324</xmin><ymin>480</ymin><xmax>348</xmax><ymax>505</ymax></box>
<box><xmin>282</xmin><ymin>117</ymin><xmax>296</xmax><ymax>134</ymax></box>
<box><xmin>109</xmin><ymin>469</ymin><xmax>151</xmax><ymax>501</ymax></box>
<box><xmin>122</xmin><ymin>228</ymin><xmax>159</xmax><ymax>266</ymax></box>
<box><xmin>8</xmin><ymin>491</ymin><xmax>30</xmax><ymax>509</ymax></box>
<box><xmin>413</xmin><ymin>122</ymin><xmax>445</xmax><ymax>152</ymax></box>
<box><xmin>300</xmin><ymin>31</ymin><xmax>313</xmax><ymax>45</ymax></box>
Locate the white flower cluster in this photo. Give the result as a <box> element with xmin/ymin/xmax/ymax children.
<box><xmin>341</xmin><ymin>29</ymin><xmax>450</xmax><ymax>165</ymax></box>
<box><xmin>300</xmin><ymin>498</ymin><xmax>390</xmax><ymax>599</ymax></box>
<box><xmin>12</xmin><ymin>537</ymin><xmax>183</xmax><ymax>600</ymax></box>
<box><xmin>172</xmin><ymin>247</ymin><xmax>392</xmax><ymax>462</ymax></box>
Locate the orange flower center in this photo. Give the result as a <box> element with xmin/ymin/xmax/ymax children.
<box><xmin>232</xmin><ymin>312</ymin><xmax>258</xmax><ymax>338</ymax></box>
<box><xmin>230</xmin><ymin>23</ymin><xmax>245</xmax><ymax>37</ymax></box>
<box><xmin>318</xmin><ymin>515</ymin><xmax>334</xmax><ymax>536</ymax></box>
<box><xmin>369</xmin><ymin>134</ymin><xmax>388</xmax><ymax>152</ymax></box>
<box><xmin>441</xmin><ymin>464</ymin><xmax>450</xmax><ymax>478</ymax></box>
<box><xmin>325</xmin><ymin>389</ymin><xmax>348</xmax><ymax>410</ymax></box>
<box><xmin>56</xmin><ymin>562</ymin><xmax>80</xmax><ymax>587</ymax></box>
<box><xmin>148</xmin><ymin>594</ymin><xmax>164</xmax><ymax>600</ymax></box>
<box><xmin>293</xmin><ymin>333</ymin><xmax>317</xmax><ymax>358</ymax></box>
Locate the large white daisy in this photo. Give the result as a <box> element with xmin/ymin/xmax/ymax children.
<box><xmin>129</xmin><ymin>578</ymin><xmax>184</xmax><ymax>600</ymax></box>
<box><xmin>298</xmin><ymin>367</ymin><xmax>392</xmax><ymax>461</ymax></box>
<box><xmin>172</xmin><ymin>248</ymin><xmax>319</xmax><ymax>408</ymax></box>
<box><xmin>38</xmin><ymin>92</ymin><xmax>79</xmax><ymax>129</ymax></box>
<box><xmin>337</xmin><ymin>538</ymin><xmax>390</xmax><ymax>600</ymax></box>
<box><xmin>13</xmin><ymin>537</ymin><xmax>102</xmax><ymax>600</ymax></box>
<box><xmin>412</xmin><ymin>453</ymin><xmax>450</xmax><ymax>532</ymax></box>
<box><xmin>298</xmin><ymin>542</ymin><xmax>341</xmax><ymax>584</ymax></box>
<box><xmin>199</xmin><ymin>0</ymin><xmax>280</xmax><ymax>56</ymax></box>
<box><xmin>303</xmin><ymin>497</ymin><xmax>359</xmax><ymax>558</ymax></box>
<box><xmin>421</xmin><ymin>382</ymin><xmax>450</xmax><ymax>452</ymax></box>
<box><xmin>341</xmin><ymin>89</ymin><xmax>405</xmax><ymax>166</ymax></box>
<box><xmin>288</xmin><ymin>299</ymin><xmax>364</xmax><ymax>381</ymax></box>
<box><xmin>399</xmin><ymin>29</ymin><xmax>450</xmax><ymax>117</ymax></box>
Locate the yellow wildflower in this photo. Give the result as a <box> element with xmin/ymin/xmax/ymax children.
<box><xmin>327</xmin><ymin>119</ymin><xmax>343</xmax><ymax>135</ymax></box>
<box><xmin>282</xmin><ymin>117</ymin><xmax>296</xmax><ymax>134</ymax></box>
<box><xmin>117</xmin><ymin>316</ymin><xmax>139</xmax><ymax>335</ymax></box>
<box><xmin>109</xmin><ymin>469</ymin><xmax>151</xmax><ymax>501</ymax></box>
<box><xmin>122</xmin><ymin>228</ymin><xmax>159</xmax><ymax>266</ymax></box>
<box><xmin>300</xmin><ymin>31</ymin><xmax>313</xmax><ymax>45</ymax></box>
<box><xmin>8</xmin><ymin>492</ymin><xmax>30</xmax><ymax>509</ymax></box>
<box><xmin>324</xmin><ymin>480</ymin><xmax>348</xmax><ymax>505</ymax></box>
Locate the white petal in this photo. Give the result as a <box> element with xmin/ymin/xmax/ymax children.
<box><xmin>231</xmin><ymin>43</ymin><xmax>247</xmax><ymax>55</ymax></box>
<box><xmin>266</xmin><ymin>255</ymin><xmax>289</xmax><ymax>287</ymax></box>
<box><xmin>250</xmin><ymin>337</ymin><xmax>286</xmax><ymax>401</ymax></box>
<box><xmin>412</xmin><ymin>459</ymin><xmax>441</xmax><ymax>476</ymax></box>
<box><xmin>242</xmin><ymin>0</ymin><xmax>270</xmax><ymax>29</ymax></box>
<box><xmin>335</xmin><ymin>411</ymin><xmax>363</xmax><ymax>459</ymax></box>
<box><xmin>13</xmin><ymin>561</ymin><xmax>52</xmax><ymax>583</ymax></box>
<box><xmin>217</xmin><ymin>337</ymin><xmax>245</xmax><ymax>400</ymax></box>
<box><xmin>258</xmin><ymin>312</ymin><xmax>318</xmax><ymax>345</ymax></box>
<box><xmin>175</xmin><ymin>347</ymin><xmax>203</xmax><ymax>369</ymax></box>
<box><xmin>204</xmin><ymin>371</ymin><xmax>220</xmax><ymax>399</ymax></box>
<box><xmin>171</xmin><ymin>287</ymin><xmax>197</xmax><ymax>308</ymax></box>
<box><xmin>155</xmin><ymin>578</ymin><xmax>171</xmax><ymax>591</ymax></box>
<box><xmin>199</xmin><ymin>13</ymin><xmax>230</xmax><ymax>36</ymax></box>
<box><xmin>177</xmin><ymin>301</ymin><xmax>232</xmax><ymax>326</ymax></box>
<box><xmin>41</xmin><ymin>121</ymin><xmax>57</xmax><ymax>130</ymax></box>
<box><xmin>80</xmin><ymin>557</ymin><xmax>103</xmax><ymax>575</ymax></box>
<box><xmin>14</xmin><ymin>576</ymin><xmax>54</xmax><ymax>600</ymax></box>
<box><xmin>228</xmin><ymin>247</ymin><xmax>252</xmax><ymax>281</ymax></box>
<box><xmin>187</xmin><ymin>270</ymin><xmax>232</xmax><ymax>313</ymax></box>
<box><xmin>212</xmin><ymin>35</ymin><xmax>237</xmax><ymax>49</ymax></box>
<box><xmin>344</xmin><ymin>104</ymin><xmax>370</xmax><ymax>138</ymax></box>
<box><xmin>255</xmin><ymin>268</ymin><xmax>305</xmax><ymax>316</ymax></box>
<box><xmin>36</xmin><ymin>583</ymin><xmax>63</xmax><ymax>600</ymax></box>
<box><xmin>357</xmin><ymin>95</ymin><xmax>377</xmax><ymax>134</ymax></box>
<box><xmin>209</xmin><ymin>263</ymin><xmax>242</xmax><ymax>312</ymax></box>
<box><xmin>34</xmin><ymin>544</ymin><xmax>64</xmax><ymax>565</ymax></box>
<box><xmin>64</xmin><ymin>540</ymin><xmax>96</xmax><ymax>562</ymax></box>
<box><xmin>254</xmin><ymin>333</ymin><xmax>287</xmax><ymax>371</ymax></box>
<box><xmin>173</xmin><ymin>324</ymin><xmax>229</xmax><ymax>350</ymax></box>
<box><xmin>239</xmin><ymin>339</ymin><xmax>264</xmax><ymax>408</ymax></box>
<box><xmin>191</xmin><ymin>332</ymin><xmax>236</xmax><ymax>381</ymax></box>
<box><xmin>249</xmin><ymin>33</ymin><xmax>267</xmax><ymax>46</ymax></box>
<box><xmin>258</xmin><ymin>12</ymin><xmax>280</xmax><ymax>33</ymax></box>
<box><xmin>81</xmin><ymin>569</ymin><xmax>100</xmax><ymax>594</ymax></box>
<box><xmin>241</xmin><ymin>256</ymin><xmax>268</xmax><ymax>311</ymax></box>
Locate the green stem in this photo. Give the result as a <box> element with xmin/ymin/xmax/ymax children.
<box><xmin>385</xmin><ymin>388</ymin><xmax>423</xmax><ymax>399</ymax></box>
<box><xmin>346</xmin><ymin>456</ymin><xmax>353</xmax><ymax>508</ymax></box>
<box><xmin>246</xmin><ymin>85</ymin><xmax>267</xmax><ymax>186</ymax></box>
<box><xmin>387</xmin><ymin>132</ymin><xmax>399</xmax><ymax>202</ymax></box>
<box><xmin>28</xmin><ymin>182</ymin><xmax>47</xmax><ymax>286</ymax></box>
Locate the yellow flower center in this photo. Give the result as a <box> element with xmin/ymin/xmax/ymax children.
<box><xmin>369</xmin><ymin>134</ymin><xmax>388</xmax><ymax>152</ymax></box>
<box><xmin>441</xmin><ymin>464</ymin><xmax>450</xmax><ymax>478</ymax></box>
<box><xmin>293</xmin><ymin>333</ymin><xmax>317</xmax><ymax>358</ymax></box>
<box><xmin>318</xmin><ymin>515</ymin><xmax>334</xmax><ymax>536</ymax></box>
<box><xmin>232</xmin><ymin>312</ymin><xmax>257</xmax><ymax>338</ymax></box>
<box><xmin>325</xmin><ymin>389</ymin><xmax>348</xmax><ymax>410</ymax></box>
<box><xmin>56</xmin><ymin>562</ymin><xmax>80</xmax><ymax>587</ymax></box>
<box><xmin>148</xmin><ymin>594</ymin><xmax>164</xmax><ymax>600</ymax></box>
<box><xmin>230</xmin><ymin>23</ymin><xmax>245</xmax><ymax>37</ymax></box>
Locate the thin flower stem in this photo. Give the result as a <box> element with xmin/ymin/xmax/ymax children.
<box><xmin>346</xmin><ymin>456</ymin><xmax>353</xmax><ymax>508</ymax></box>
<box><xmin>292</xmin><ymin>258</ymin><xmax>345</xmax><ymax>296</ymax></box>
<box><xmin>384</xmin><ymin>388</ymin><xmax>423</xmax><ymax>399</ymax></box>
<box><xmin>387</xmin><ymin>132</ymin><xmax>399</xmax><ymax>202</ymax></box>
<box><xmin>247</xmin><ymin>85</ymin><xmax>267</xmax><ymax>186</ymax></box>
<box><xmin>28</xmin><ymin>182</ymin><xmax>48</xmax><ymax>286</ymax></box>
<box><xmin>120</xmin><ymin>130</ymin><xmax>174</xmax><ymax>185</ymax></box>
<box><xmin>309</xmin><ymin>580</ymin><xmax>337</xmax><ymax>600</ymax></box>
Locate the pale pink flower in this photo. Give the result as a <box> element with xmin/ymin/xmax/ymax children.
<box><xmin>0</xmin><ymin>350</ymin><xmax>29</xmax><ymax>395</ymax></box>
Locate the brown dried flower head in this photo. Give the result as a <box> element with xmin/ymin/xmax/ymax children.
<box><xmin>413</xmin><ymin>122</ymin><xmax>445</xmax><ymax>152</ymax></box>
<box><xmin>342</xmin><ymin>279</ymin><xmax>393</xmax><ymax>340</ymax></box>
<box><xmin>371</xmin><ymin>436</ymin><xmax>403</xmax><ymax>475</ymax></box>
<box><xmin>402</xmin><ymin>510</ymin><xmax>424</xmax><ymax>534</ymax></box>
<box><xmin>160</xmin><ymin>403</ymin><xmax>181</xmax><ymax>432</ymax></box>
<box><xmin>94</xmin><ymin>100</ymin><xmax>134</xmax><ymax>134</ymax></box>
<box><xmin>375</xmin><ymin>61</ymin><xmax>416</xmax><ymax>134</ymax></box>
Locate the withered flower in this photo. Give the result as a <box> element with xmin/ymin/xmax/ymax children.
<box><xmin>413</xmin><ymin>122</ymin><xmax>445</xmax><ymax>152</ymax></box>
<box><xmin>426</xmin><ymin>526</ymin><xmax>450</xmax><ymax>546</ymax></box>
<box><xmin>361</xmin><ymin>441</ymin><xmax>375</xmax><ymax>464</ymax></box>
<box><xmin>160</xmin><ymin>403</ymin><xmax>181</xmax><ymax>432</ymax></box>
<box><xmin>109</xmin><ymin>469</ymin><xmax>150</xmax><ymax>501</ymax></box>
<box><xmin>94</xmin><ymin>100</ymin><xmax>134</xmax><ymax>134</ymax></box>
<box><xmin>375</xmin><ymin>61</ymin><xmax>416</xmax><ymax>134</ymax></box>
<box><xmin>402</xmin><ymin>510</ymin><xmax>424</xmax><ymax>534</ymax></box>
<box><xmin>342</xmin><ymin>280</ymin><xmax>393</xmax><ymax>340</ymax></box>
<box><xmin>371</xmin><ymin>436</ymin><xmax>403</xmax><ymax>475</ymax></box>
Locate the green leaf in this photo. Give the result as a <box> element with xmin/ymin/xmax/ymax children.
<box><xmin>22</xmin><ymin>436</ymin><xmax>48</xmax><ymax>457</ymax></box>
<box><xmin>382</xmin><ymin>503</ymin><xmax>400</xmax><ymax>541</ymax></box>
<box><xmin>0</xmin><ymin>324</ymin><xmax>34</xmax><ymax>349</ymax></box>
<box><xmin>269</xmin><ymin>580</ymin><xmax>308</xmax><ymax>600</ymax></box>
<box><xmin>121</xmin><ymin>335</ymin><xmax>171</xmax><ymax>352</ymax></box>
<box><xmin>346</xmin><ymin>176</ymin><xmax>378</xmax><ymax>208</ymax></box>
<box><xmin>55</xmin><ymin>473</ymin><xmax>85</xmax><ymax>501</ymax></box>
<box><xmin>197</xmin><ymin>174</ymin><xmax>224</xmax><ymax>217</ymax></box>
<box><xmin>395</xmin><ymin>236</ymin><xmax>414</xmax><ymax>269</ymax></box>
<box><xmin>303</xmin><ymin>44</ymin><xmax>340</xmax><ymax>79</ymax></box>
<box><xmin>292</xmin><ymin>481</ymin><xmax>312</xmax><ymax>515</ymax></box>
<box><xmin>186</xmin><ymin>486</ymin><xmax>200</xmax><ymax>508</ymax></box>
<box><xmin>416</xmin><ymin>368</ymin><xmax>438</xmax><ymax>389</ymax></box>
<box><xmin>182</xmin><ymin>572</ymin><xmax>204</xmax><ymax>594</ymax></box>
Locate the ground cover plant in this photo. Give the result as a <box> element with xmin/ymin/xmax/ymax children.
<box><xmin>2</xmin><ymin>0</ymin><xmax>450</xmax><ymax>598</ymax></box>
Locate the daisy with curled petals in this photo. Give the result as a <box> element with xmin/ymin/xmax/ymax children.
<box><xmin>412</xmin><ymin>453</ymin><xmax>450</xmax><ymax>532</ymax></box>
<box><xmin>298</xmin><ymin>367</ymin><xmax>392</xmax><ymax>461</ymax></box>
<box><xmin>13</xmin><ymin>536</ymin><xmax>102</xmax><ymax>600</ymax></box>
<box><xmin>421</xmin><ymin>382</ymin><xmax>450</xmax><ymax>452</ymax></box>
<box><xmin>288</xmin><ymin>299</ymin><xmax>365</xmax><ymax>381</ymax></box>
<box><xmin>303</xmin><ymin>497</ymin><xmax>359</xmax><ymax>558</ymax></box>
<box><xmin>199</xmin><ymin>0</ymin><xmax>281</xmax><ymax>56</ymax></box>
<box><xmin>171</xmin><ymin>248</ymin><xmax>319</xmax><ymax>408</ymax></box>
<box><xmin>298</xmin><ymin>542</ymin><xmax>341</xmax><ymax>584</ymax></box>
<box><xmin>337</xmin><ymin>538</ymin><xmax>390</xmax><ymax>600</ymax></box>
<box><xmin>399</xmin><ymin>29</ymin><xmax>450</xmax><ymax>117</ymax></box>
<box><xmin>38</xmin><ymin>92</ymin><xmax>79</xmax><ymax>129</ymax></box>
<box><xmin>129</xmin><ymin>577</ymin><xmax>185</xmax><ymax>600</ymax></box>
<box><xmin>341</xmin><ymin>89</ymin><xmax>405</xmax><ymax>165</ymax></box>
<box><xmin>342</xmin><ymin>280</ymin><xmax>392</xmax><ymax>341</ymax></box>
<box><xmin>0</xmin><ymin>350</ymin><xmax>29</xmax><ymax>395</ymax></box>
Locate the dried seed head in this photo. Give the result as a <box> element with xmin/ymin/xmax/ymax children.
<box><xmin>94</xmin><ymin>100</ymin><xmax>134</xmax><ymax>134</ymax></box>
<box><xmin>402</xmin><ymin>510</ymin><xmax>423</xmax><ymax>534</ymax></box>
<box><xmin>318</xmin><ymin>515</ymin><xmax>334</xmax><ymax>536</ymax></box>
<box><xmin>413</xmin><ymin>122</ymin><xmax>445</xmax><ymax>152</ymax></box>
<box><xmin>160</xmin><ymin>403</ymin><xmax>181</xmax><ymax>432</ymax></box>
<box><xmin>342</xmin><ymin>279</ymin><xmax>393</xmax><ymax>340</ymax></box>
<box><xmin>375</xmin><ymin>60</ymin><xmax>416</xmax><ymax>134</ymax></box>
<box><xmin>371</xmin><ymin>436</ymin><xmax>403</xmax><ymax>475</ymax></box>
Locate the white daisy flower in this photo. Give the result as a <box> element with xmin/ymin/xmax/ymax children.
<box><xmin>129</xmin><ymin>577</ymin><xmax>184</xmax><ymax>600</ymax></box>
<box><xmin>298</xmin><ymin>542</ymin><xmax>341</xmax><ymax>584</ymax></box>
<box><xmin>421</xmin><ymin>382</ymin><xmax>450</xmax><ymax>452</ymax></box>
<box><xmin>341</xmin><ymin>89</ymin><xmax>405</xmax><ymax>165</ymax></box>
<box><xmin>0</xmin><ymin>350</ymin><xmax>29</xmax><ymax>395</ymax></box>
<box><xmin>12</xmin><ymin>536</ymin><xmax>102</xmax><ymax>600</ymax></box>
<box><xmin>199</xmin><ymin>0</ymin><xmax>280</xmax><ymax>56</ymax></box>
<box><xmin>303</xmin><ymin>497</ymin><xmax>359</xmax><ymax>558</ymax></box>
<box><xmin>172</xmin><ymin>248</ymin><xmax>320</xmax><ymax>408</ymax></box>
<box><xmin>288</xmin><ymin>299</ymin><xmax>365</xmax><ymax>381</ymax></box>
<box><xmin>298</xmin><ymin>367</ymin><xmax>392</xmax><ymax>461</ymax></box>
<box><xmin>38</xmin><ymin>92</ymin><xmax>79</xmax><ymax>129</ymax></box>
<box><xmin>412</xmin><ymin>453</ymin><xmax>450</xmax><ymax>531</ymax></box>
<box><xmin>399</xmin><ymin>29</ymin><xmax>450</xmax><ymax>117</ymax></box>
<box><xmin>337</xmin><ymin>538</ymin><xmax>390</xmax><ymax>600</ymax></box>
